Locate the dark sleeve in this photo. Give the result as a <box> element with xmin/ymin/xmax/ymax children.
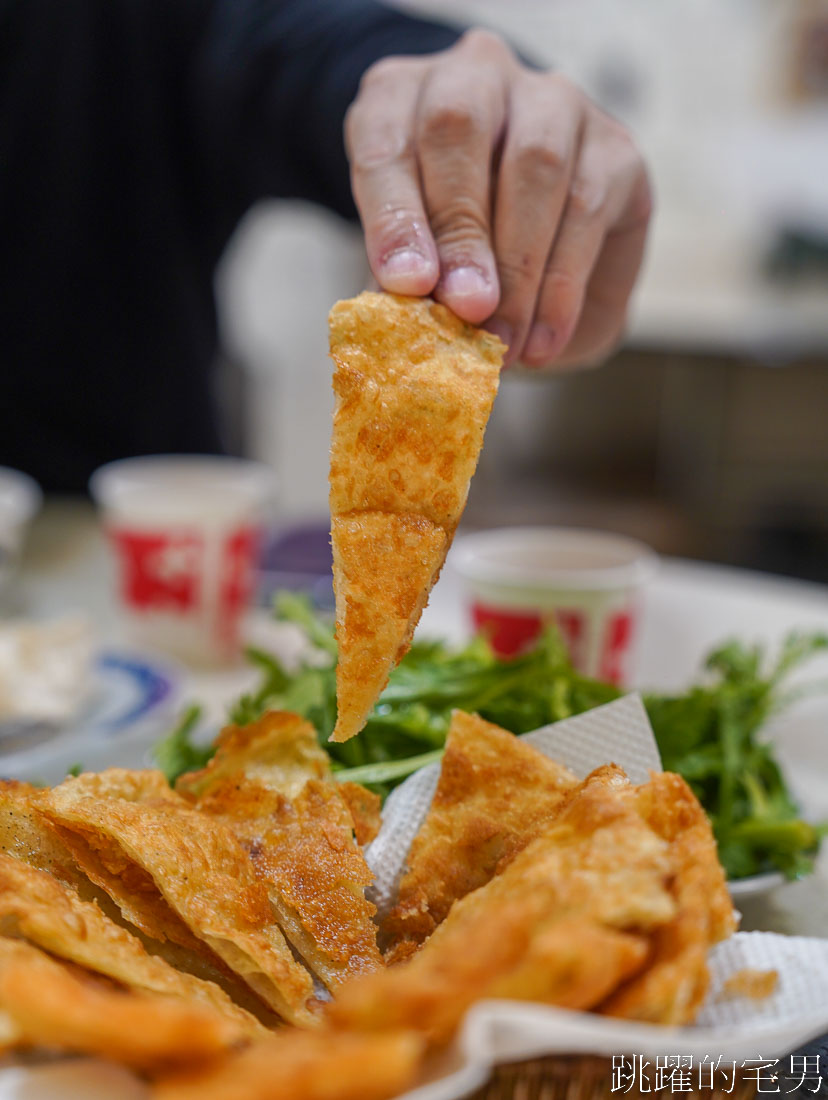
<box><xmin>184</xmin><ymin>0</ymin><xmax>462</xmax><ymax>229</ymax></box>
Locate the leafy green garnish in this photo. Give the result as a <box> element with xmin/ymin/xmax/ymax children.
<box><xmin>229</xmin><ymin>605</ymin><xmax>617</xmax><ymax>786</ymax></box>
<box><xmin>158</xmin><ymin>594</ymin><xmax>828</xmax><ymax>882</ymax></box>
<box><xmin>66</xmin><ymin>763</ymin><xmax>83</xmax><ymax>778</ymax></box>
<box><xmin>644</xmin><ymin>631</ymin><xmax>828</xmax><ymax>881</ymax></box>
<box><xmin>154</xmin><ymin>704</ymin><xmax>214</xmax><ymax>784</ymax></box>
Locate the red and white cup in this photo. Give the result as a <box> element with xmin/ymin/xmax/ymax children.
<box><xmin>90</xmin><ymin>456</ymin><xmax>277</xmax><ymax>667</ymax></box>
<box><xmin>452</xmin><ymin>527</ymin><xmax>658</xmax><ymax>687</ymax></box>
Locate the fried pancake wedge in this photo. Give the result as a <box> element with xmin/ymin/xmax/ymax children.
<box><xmin>0</xmin><ymin>779</ymin><xmax>95</xmax><ymax>893</ymax></box>
<box><xmin>154</xmin><ymin>1028</ymin><xmax>424</xmax><ymax>1100</ymax></box>
<box><xmin>41</xmin><ymin>769</ymin><xmax>318</xmax><ymax>1026</ymax></box>
<box><xmin>331</xmin><ymin>767</ymin><xmax>675</xmax><ymax>1041</ymax></box>
<box><xmin>331</xmin><ymin>511</ymin><xmax>449</xmax><ymax>745</ymax></box>
<box><xmin>601</xmin><ymin>771</ymin><xmax>737</xmax><ymax>1024</ymax></box>
<box><xmin>0</xmin><ymin>778</ymin><xmax>272</xmax><ymax>1017</ymax></box>
<box><xmin>338</xmin><ymin>781</ymin><xmax>382</xmax><ymax>846</ymax></box>
<box><xmin>384</xmin><ymin>711</ymin><xmax>579</xmax><ymax>959</ymax></box>
<box><xmin>176</xmin><ymin>710</ymin><xmax>330</xmax><ymax>801</ymax></box>
<box><xmin>177</xmin><ymin>712</ymin><xmax>383</xmax><ymax>990</ymax></box>
<box><xmin>195</xmin><ymin>776</ymin><xmax>383</xmax><ymax>991</ymax></box>
<box><xmin>328</xmin><ymin>292</ymin><xmax>503</xmax><ymax>742</ymax></box>
<box><xmin>0</xmin><ymin>850</ymin><xmax>263</xmax><ymax>1037</ymax></box>
<box><xmin>0</xmin><ymin>938</ymin><xmax>243</xmax><ymax>1071</ymax></box>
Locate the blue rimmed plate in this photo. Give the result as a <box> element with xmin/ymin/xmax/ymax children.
<box><xmin>0</xmin><ymin>649</ymin><xmax>178</xmax><ymax>785</ymax></box>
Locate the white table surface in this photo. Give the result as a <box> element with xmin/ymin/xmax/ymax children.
<box><xmin>14</xmin><ymin>499</ymin><xmax>828</xmax><ymax>937</ymax></box>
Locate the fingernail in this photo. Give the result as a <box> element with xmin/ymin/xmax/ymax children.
<box><xmin>381</xmin><ymin>248</ymin><xmax>431</xmax><ymax>283</ymax></box>
<box><xmin>441</xmin><ymin>265</ymin><xmax>491</xmax><ymax>301</ymax></box>
<box><xmin>485</xmin><ymin>319</ymin><xmax>512</xmax><ymax>353</ymax></box>
<box><xmin>524</xmin><ymin>323</ymin><xmax>558</xmax><ymax>363</ymax></box>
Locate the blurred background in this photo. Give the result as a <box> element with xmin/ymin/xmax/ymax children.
<box><xmin>213</xmin><ymin>0</ymin><xmax>828</xmax><ymax>582</ymax></box>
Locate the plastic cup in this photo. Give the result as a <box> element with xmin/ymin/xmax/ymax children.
<box><xmin>0</xmin><ymin>466</ymin><xmax>42</xmax><ymax>607</ymax></box>
<box><xmin>452</xmin><ymin>527</ymin><xmax>658</xmax><ymax>686</ymax></box>
<box><xmin>90</xmin><ymin>456</ymin><xmax>277</xmax><ymax>667</ymax></box>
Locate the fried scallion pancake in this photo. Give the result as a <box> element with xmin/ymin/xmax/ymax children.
<box><xmin>0</xmin><ymin>778</ymin><xmax>273</xmax><ymax>1021</ymax></box>
<box><xmin>176</xmin><ymin>710</ymin><xmax>330</xmax><ymax>801</ymax></box>
<box><xmin>196</xmin><ymin>778</ymin><xmax>383</xmax><ymax>992</ymax></box>
<box><xmin>0</xmin><ymin>850</ymin><xmax>263</xmax><ymax>1037</ymax></box>
<box><xmin>154</xmin><ymin>1028</ymin><xmax>424</xmax><ymax>1100</ymax></box>
<box><xmin>330</xmin><ymin>767</ymin><xmax>676</xmax><ymax>1041</ymax></box>
<box><xmin>41</xmin><ymin>769</ymin><xmax>318</xmax><ymax>1026</ymax></box>
<box><xmin>330</xmin><ymin>512</ymin><xmax>448</xmax><ymax>744</ymax></box>
<box><xmin>328</xmin><ymin>292</ymin><xmax>503</xmax><ymax>742</ymax></box>
<box><xmin>0</xmin><ymin>938</ymin><xmax>243</xmax><ymax>1071</ymax></box>
<box><xmin>337</xmin><ymin>781</ymin><xmax>382</xmax><ymax>846</ymax></box>
<box><xmin>178</xmin><ymin>713</ymin><xmax>383</xmax><ymax>991</ymax></box>
<box><xmin>384</xmin><ymin>711</ymin><xmax>579</xmax><ymax>960</ymax></box>
<box><xmin>601</xmin><ymin>771</ymin><xmax>737</xmax><ymax>1024</ymax></box>
<box><xmin>0</xmin><ymin>779</ymin><xmax>95</xmax><ymax>893</ymax></box>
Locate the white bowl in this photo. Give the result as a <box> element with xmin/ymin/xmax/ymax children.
<box><xmin>728</xmin><ymin>871</ymin><xmax>787</xmax><ymax>900</ymax></box>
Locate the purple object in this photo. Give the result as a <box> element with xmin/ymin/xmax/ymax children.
<box><xmin>258</xmin><ymin>523</ymin><xmax>334</xmax><ymax>608</ymax></box>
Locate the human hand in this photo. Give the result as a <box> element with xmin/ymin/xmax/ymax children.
<box><xmin>345</xmin><ymin>30</ymin><xmax>652</xmax><ymax>369</ymax></box>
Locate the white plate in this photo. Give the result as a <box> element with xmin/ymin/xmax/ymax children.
<box><xmin>728</xmin><ymin>870</ymin><xmax>787</xmax><ymax>899</ymax></box>
<box><xmin>0</xmin><ymin>650</ymin><xmax>178</xmax><ymax>785</ymax></box>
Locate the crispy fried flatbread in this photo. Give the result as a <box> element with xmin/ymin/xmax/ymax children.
<box><xmin>384</xmin><ymin>711</ymin><xmax>578</xmax><ymax>959</ymax></box>
<box><xmin>328</xmin><ymin>292</ymin><xmax>503</xmax><ymax>742</ymax></box>
<box><xmin>176</xmin><ymin>711</ymin><xmax>330</xmax><ymax>801</ymax></box>
<box><xmin>178</xmin><ymin>713</ymin><xmax>383</xmax><ymax>991</ymax></box>
<box><xmin>0</xmin><ymin>779</ymin><xmax>93</xmax><ymax>892</ymax></box>
<box><xmin>154</xmin><ymin>1029</ymin><xmax>424</xmax><ymax>1100</ymax></box>
<box><xmin>0</xmin><ymin>778</ymin><xmax>273</xmax><ymax>1021</ymax></box>
<box><xmin>0</xmin><ymin>850</ymin><xmax>262</xmax><ymax>1037</ymax></box>
<box><xmin>41</xmin><ymin>770</ymin><xmax>318</xmax><ymax>1026</ymax></box>
<box><xmin>601</xmin><ymin>771</ymin><xmax>737</xmax><ymax>1024</ymax></box>
<box><xmin>196</xmin><ymin>778</ymin><xmax>382</xmax><ymax>991</ymax></box>
<box><xmin>0</xmin><ymin>938</ymin><xmax>242</xmax><ymax>1071</ymax></box>
<box><xmin>331</xmin><ymin>767</ymin><xmax>675</xmax><ymax>1041</ymax></box>
<box><xmin>338</xmin><ymin>781</ymin><xmax>382</xmax><ymax>846</ymax></box>
<box><xmin>177</xmin><ymin>710</ymin><xmax>381</xmax><ymax>848</ymax></box>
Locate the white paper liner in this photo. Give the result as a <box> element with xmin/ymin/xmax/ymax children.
<box><xmin>366</xmin><ymin>694</ymin><xmax>663</xmax><ymax>920</ymax></box>
<box><xmin>2</xmin><ymin>696</ymin><xmax>826</xmax><ymax>1100</ymax></box>
<box><xmin>398</xmin><ymin>932</ymin><xmax>828</xmax><ymax>1100</ymax></box>
<box><xmin>365</xmin><ymin>696</ymin><xmax>828</xmax><ymax>1100</ymax></box>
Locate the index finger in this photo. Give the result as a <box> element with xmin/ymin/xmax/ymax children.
<box><xmin>346</xmin><ymin>58</ymin><xmax>440</xmax><ymax>296</ymax></box>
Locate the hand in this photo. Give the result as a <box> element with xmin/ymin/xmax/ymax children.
<box><xmin>345</xmin><ymin>30</ymin><xmax>652</xmax><ymax>369</ymax></box>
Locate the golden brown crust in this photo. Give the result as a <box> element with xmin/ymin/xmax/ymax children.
<box><xmin>0</xmin><ymin>850</ymin><xmax>263</xmax><ymax>1037</ymax></box>
<box><xmin>329</xmin><ymin>293</ymin><xmax>503</xmax><ymax>528</ymax></box>
<box><xmin>41</xmin><ymin>771</ymin><xmax>318</xmax><ymax>1026</ymax></box>
<box><xmin>330</xmin><ymin>768</ymin><xmax>676</xmax><ymax>1042</ymax></box>
<box><xmin>0</xmin><ymin>938</ymin><xmax>243</xmax><ymax>1071</ymax></box>
<box><xmin>177</xmin><ymin>711</ymin><xmax>382</xmax><ymax>991</ymax></box>
<box><xmin>330</xmin><ymin>511</ymin><xmax>448</xmax><ymax>742</ymax></box>
<box><xmin>600</xmin><ymin>772</ymin><xmax>737</xmax><ymax>1025</ymax></box>
<box><xmin>197</xmin><ymin>776</ymin><xmax>383</xmax><ymax>991</ymax></box>
<box><xmin>177</xmin><ymin>712</ymin><xmax>330</xmax><ymax>801</ymax></box>
<box><xmin>153</xmin><ymin>1028</ymin><xmax>424</xmax><ymax>1100</ymax></box>
<box><xmin>0</xmin><ymin>779</ymin><xmax>95</xmax><ymax>893</ymax></box>
<box><xmin>328</xmin><ymin>292</ymin><xmax>503</xmax><ymax>742</ymax></box>
<box><xmin>337</xmin><ymin>782</ymin><xmax>382</xmax><ymax>847</ymax></box>
<box><xmin>384</xmin><ymin>712</ymin><xmax>579</xmax><ymax>958</ymax></box>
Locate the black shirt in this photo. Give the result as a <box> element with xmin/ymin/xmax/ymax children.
<box><xmin>0</xmin><ymin>0</ymin><xmax>458</xmax><ymax>491</ymax></box>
